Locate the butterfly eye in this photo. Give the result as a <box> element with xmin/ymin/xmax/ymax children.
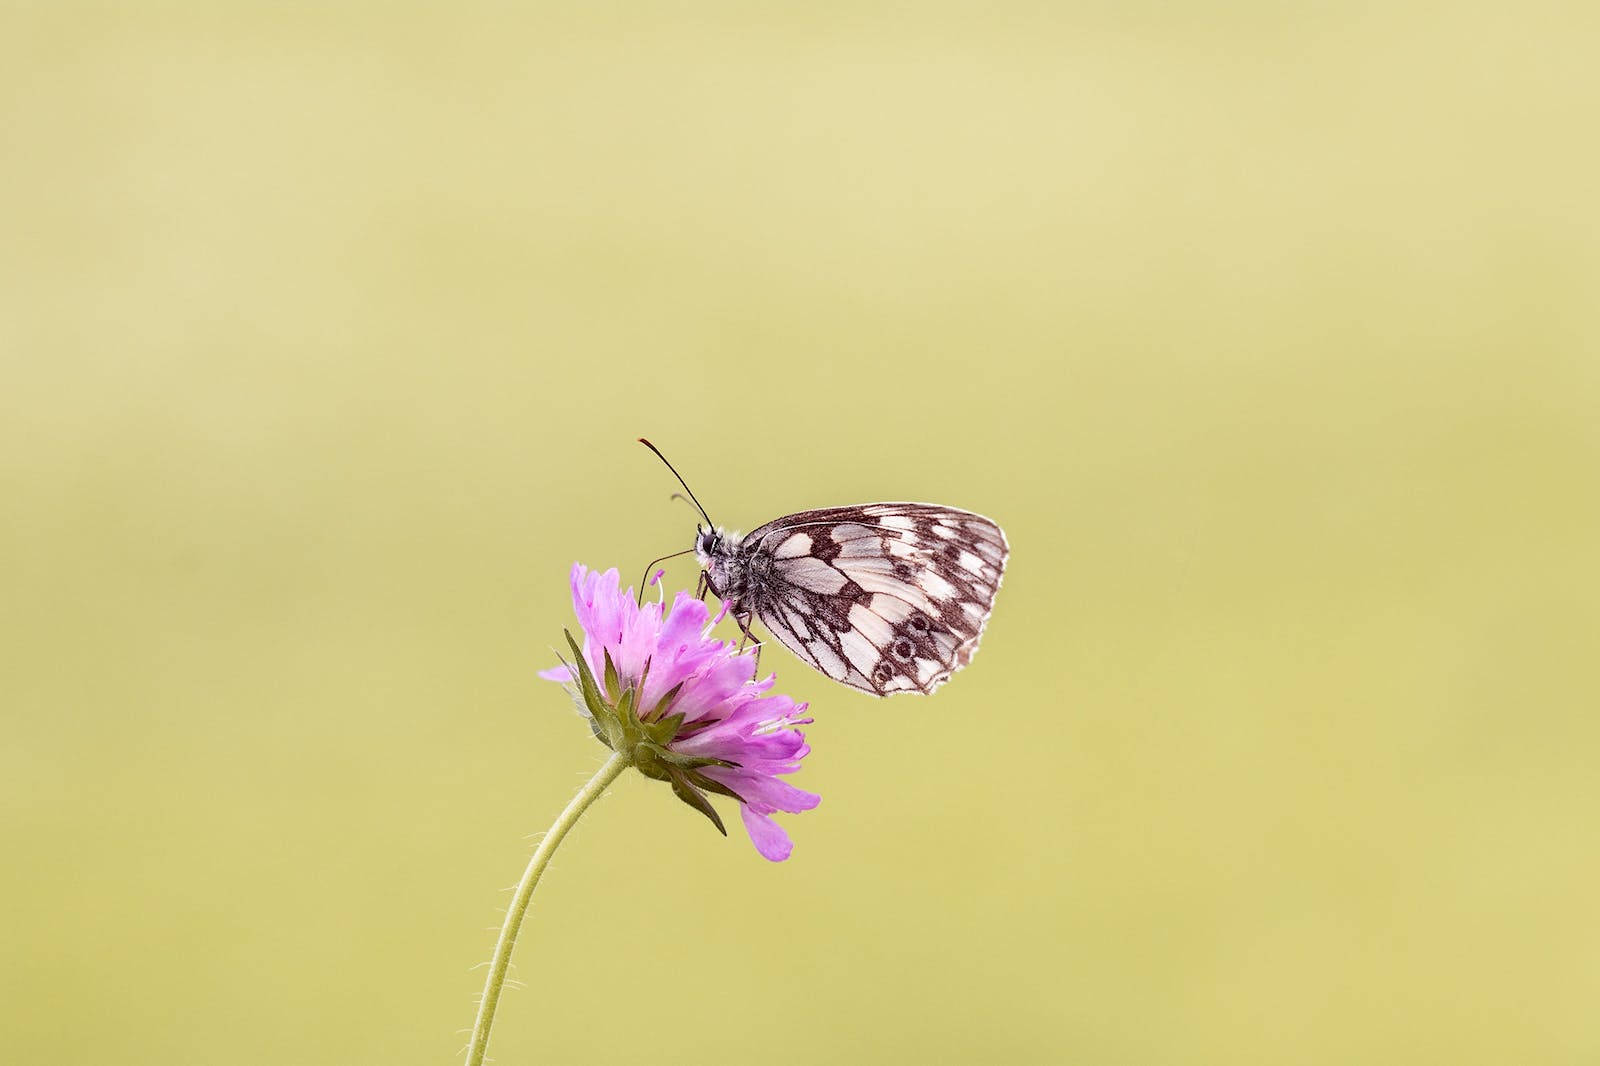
<box><xmin>872</xmin><ymin>662</ymin><xmax>895</xmax><ymax>684</ymax></box>
<box><xmin>891</xmin><ymin>638</ymin><xmax>916</xmax><ymax>661</ymax></box>
<box><xmin>907</xmin><ymin>614</ymin><xmax>931</xmax><ymax>635</ymax></box>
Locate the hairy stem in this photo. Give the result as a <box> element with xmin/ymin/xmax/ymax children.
<box><xmin>466</xmin><ymin>751</ymin><xmax>629</xmax><ymax>1066</ymax></box>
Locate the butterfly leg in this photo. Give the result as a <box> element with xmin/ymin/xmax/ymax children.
<box><xmin>734</xmin><ymin>612</ymin><xmax>764</xmax><ymax>673</ymax></box>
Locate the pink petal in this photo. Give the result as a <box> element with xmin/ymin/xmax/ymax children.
<box><xmin>704</xmin><ymin>769</ymin><xmax>820</xmax><ymax>814</ymax></box>
<box><xmin>740</xmin><ymin>805</ymin><xmax>794</xmax><ymax>862</ymax></box>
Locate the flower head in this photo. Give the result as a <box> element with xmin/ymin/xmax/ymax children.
<box><xmin>540</xmin><ymin>564</ymin><xmax>819</xmax><ymax>861</ymax></box>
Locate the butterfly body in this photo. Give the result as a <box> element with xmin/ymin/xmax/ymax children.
<box><xmin>694</xmin><ymin>503</ymin><xmax>1008</xmax><ymax>697</ymax></box>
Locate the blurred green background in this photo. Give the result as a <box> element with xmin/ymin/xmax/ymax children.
<box><xmin>4</xmin><ymin>3</ymin><xmax>1597</xmax><ymax>1063</ymax></box>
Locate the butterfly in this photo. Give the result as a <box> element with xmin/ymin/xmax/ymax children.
<box><xmin>638</xmin><ymin>439</ymin><xmax>1008</xmax><ymax>696</ymax></box>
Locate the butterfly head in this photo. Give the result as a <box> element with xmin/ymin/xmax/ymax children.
<box><xmin>694</xmin><ymin>525</ymin><xmax>727</xmax><ymax>566</ymax></box>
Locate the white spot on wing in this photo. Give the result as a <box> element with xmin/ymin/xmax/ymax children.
<box><xmin>879</xmin><ymin>671</ymin><xmax>916</xmax><ymax>693</ymax></box>
<box><xmin>848</xmin><ymin>570</ymin><xmax>939</xmax><ymax>616</ymax></box>
<box><xmin>778</xmin><ymin>556</ymin><xmax>847</xmax><ymax>593</ymax></box>
<box><xmin>833</xmin><ymin>554</ymin><xmax>900</xmax><ymax>576</ymax></box>
<box><xmin>780</xmin><ymin>605</ymin><xmax>813</xmax><ymax>641</ymax></box>
<box><xmin>868</xmin><ymin>594</ymin><xmax>913</xmax><ymax>624</ymax></box>
<box><xmin>958</xmin><ymin>550</ymin><xmax>987</xmax><ymax>577</ymax></box>
<box><xmin>829</xmin><ymin>523</ymin><xmax>875</xmax><ymax>542</ymax></box>
<box><xmin>773</xmin><ymin>533</ymin><xmax>813</xmax><ymax>558</ymax></box>
<box><xmin>838</xmin><ymin>536</ymin><xmax>893</xmax><ymax>558</ymax></box>
<box><xmin>809</xmin><ymin>640</ymin><xmax>848</xmax><ymax>680</ymax></box>
<box><xmin>931</xmin><ymin>629</ymin><xmax>961</xmax><ymax>660</ymax></box>
<box><xmin>880</xmin><ymin>515</ymin><xmax>915</xmax><ymax>530</ymax></box>
<box><xmin>919</xmin><ymin>570</ymin><xmax>955</xmax><ymax>601</ymax></box>
<box><xmin>887</xmin><ymin>539</ymin><xmax>919</xmax><ymax>559</ymax></box>
<box><xmin>839</xmin><ymin>629</ymin><xmax>880</xmax><ymax>677</ymax></box>
<box><xmin>847</xmin><ymin>602</ymin><xmax>896</xmax><ymax>646</ymax></box>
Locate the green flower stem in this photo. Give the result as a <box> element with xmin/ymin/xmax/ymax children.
<box><xmin>466</xmin><ymin>751</ymin><xmax>630</xmax><ymax>1066</ymax></box>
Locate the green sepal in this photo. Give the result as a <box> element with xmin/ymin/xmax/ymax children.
<box><xmin>632</xmin><ymin>741</ymin><xmax>673</xmax><ymax>782</ymax></box>
<box><xmin>667</xmin><ymin>769</ymin><xmax>727</xmax><ymax>836</ymax></box>
<box><xmin>602</xmin><ymin>648</ymin><xmax>621</xmax><ymax>706</ymax></box>
<box><xmin>642</xmin><ymin>681</ymin><xmax>684</xmax><ymax>723</ymax></box>
<box><xmin>672</xmin><ymin>716</ymin><xmax>717</xmax><ymax>737</ymax></box>
<box><xmin>641</xmin><ymin>711</ymin><xmax>685</xmax><ymax>747</ymax></box>
<box><xmin>615</xmin><ymin>682</ymin><xmax>639</xmax><ymax>728</ymax></box>
<box><xmin>635</xmin><ymin>656</ymin><xmax>653</xmax><ymax>700</ymax></box>
<box><xmin>563</xmin><ymin>630</ymin><xmax>621</xmax><ymax>746</ymax></box>
<box><xmin>551</xmin><ymin>650</ymin><xmax>591</xmax><ymax>714</ymax></box>
<box><xmin>682</xmin><ymin>768</ymin><xmax>745</xmax><ymax>804</ymax></box>
<box><xmin>635</xmin><ymin>740</ymin><xmax>735</xmax><ymax>773</ymax></box>
<box><xmin>563</xmin><ymin>631</ymin><xmax>603</xmax><ymax>712</ymax></box>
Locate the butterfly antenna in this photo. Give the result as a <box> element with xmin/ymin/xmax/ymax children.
<box><xmin>638</xmin><ymin>438</ymin><xmax>715</xmax><ymax>527</ymax></box>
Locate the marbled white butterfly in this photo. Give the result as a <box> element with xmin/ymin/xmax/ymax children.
<box><xmin>639</xmin><ymin>440</ymin><xmax>1008</xmax><ymax>697</ymax></box>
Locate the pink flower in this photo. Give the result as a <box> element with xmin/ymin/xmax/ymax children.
<box><xmin>540</xmin><ymin>564</ymin><xmax>819</xmax><ymax>861</ymax></box>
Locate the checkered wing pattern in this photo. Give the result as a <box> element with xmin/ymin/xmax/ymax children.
<box><xmin>734</xmin><ymin>504</ymin><xmax>1008</xmax><ymax>696</ymax></box>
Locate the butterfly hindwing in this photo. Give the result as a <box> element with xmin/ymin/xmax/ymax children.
<box><xmin>737</xmin><ymin>504</ymin><xmax>1008</xmax><ymax>696</ymax></box>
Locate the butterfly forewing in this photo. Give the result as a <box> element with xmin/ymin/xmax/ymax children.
<box><xmin>735</xmin><ymin>504</ymin><xmax>1008</xmax><ymax>696</ymax></box>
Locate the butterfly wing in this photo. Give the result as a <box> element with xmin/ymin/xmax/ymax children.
<box><xmin>739</xmin><ymin>504</ymin><xmax>1008</xmax><ymax>696</ymax></box>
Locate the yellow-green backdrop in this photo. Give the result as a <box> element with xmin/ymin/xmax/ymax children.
<box><xmin>4</xmin><ymin>4</ymin><xmax>1597</xmax><ymax>1064</ymax></box>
